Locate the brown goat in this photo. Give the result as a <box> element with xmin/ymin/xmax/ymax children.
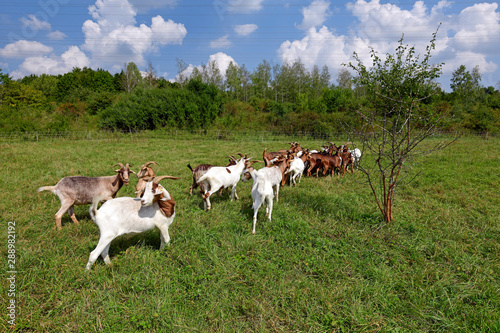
<box><xmin>340</xmin><ymin>145</ymin><xmax>354</xmax><ymax>174</ymax></box>
<box><xmin>136</xmin><ymin>161</ymin><xmax>158</xmax><ymax>198</ymax></box>
<box><xmin>307</xmin><ymin>149</ymin><xmax>343</xmax><ymax>177</ymax></box>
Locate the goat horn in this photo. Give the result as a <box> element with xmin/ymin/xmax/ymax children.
<box><xmin>142</xmin><ymin>161</ymin><xmax>158</xmax><ymax>168</ymax></box>
<box><xmin>114</xmin><ymin>163</ymin><xmax>125</xmax><ymax>169</ymax></box>
<box><xmin>236</xmin><ymin>153</ymin><xmax>244</xmax><ymax>157</ymax></box>
<box><xmin>227</xmin><ymin>155</ymin><xmax>236</xmax><ymax>161</ymax></box>
<box><xmin>153</xmin><ymin>175</ymin><xmax>181</xmax><ymax>184</ymax></box>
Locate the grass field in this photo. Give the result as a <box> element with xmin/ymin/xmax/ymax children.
<box><xmin>1</xmin><ymin>134</ymin><xmax>499</xmax><ymax>332</ymax></box>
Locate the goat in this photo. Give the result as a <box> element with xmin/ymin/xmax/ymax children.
<box><xmin>197</xmin><ymin>154</ymin><xmax>250</xmax><ymax>211</ymax></box>
<box><xmin>187</xmin><ymin>157</ymin><xmax>236</xmax><ymax>195</ymax></box>
<box><xmin>38</xmin><ymin>163</ymin><xmax>134</xmax><ymax>230</ymax></box>
<box><xmin>349</xmin><ymin>148</ymin><xmax>362</xmax><ymax>169</ymax></box>
<box><xmin>307</xmin><ymin>150</ymin><xmax>343</xmax><ymax>177</ymax></box>
<box><xmin>337</xmin><ymin>146</ymin><xmax>354</xmax><ymax>174</ymax></box>
<box><xmin>289</xmin><ymin>142</ymin><xmax>303</xmax><ymax>154</ymax></box>
<box><xmin>241</xmin><ymin>161</ymin><xmax>273</xmax><ymax>234</ymax></box>
<box><xmin>136</xmin><ymin>161</ymin><xmax>158</xmax><ymax>198</ymax></box>
<box><xmin>340</xmin><ymin>143</ymin><xmax>362</xmax><ymax>172</ymax></box>
<box><xmin>285</xmin><ymin>150</ymin><xmax>309</xmax><ymax>186</ymax></box>
<box><xmin>85</xmin><ymin>175</ymin><xmax>180</xmax><ymax>270</ymax></box>
<box><xmin>244</xmin><ymin>155</ymin><xmax>292</xmax><ymax>202</ymax></box>
<box><xmin>263</xmin><ymin>148</ymin><xmax>288</xmax><ymax>167</ymax></box>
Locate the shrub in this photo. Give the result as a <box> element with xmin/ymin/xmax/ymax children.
<box><xmin>100</xmin><ymin>82</ymin><xmax>222</xmax><ymax>131</ymax></box>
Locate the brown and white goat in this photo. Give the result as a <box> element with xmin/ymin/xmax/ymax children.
<box><xmin>86</xmin><ymin>175</ymin><xmax>180</xmax><ymax>270</ymax></box>
<box><xmin>38</xmin><ymin>163</ymin><xmax>134</xmax><ymax>230</ymax></box>
<box><xmin>136</xmin><ymin>161</ymin><xmax>158</xmax><ymax>197</ymax></box>
<box><xmin>187</xmin><ymin>157</ymin><xmax>237</xmax><ymax>195</ymax></box>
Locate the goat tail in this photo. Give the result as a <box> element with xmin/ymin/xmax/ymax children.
<box><xmin>187</xmin><ymin>163</ymin><xmax>194</xmax><ymax>172</ymax></box>
<box><xmin>37</xmin><ymin>186</ymin><xmax>55</xmax><ymax>193</ymax></box>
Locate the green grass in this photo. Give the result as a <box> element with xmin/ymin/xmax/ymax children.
<box><xmin>1</xmin><ymin>135</ymin><xmax>499</xmax><ymax>332</ymax></box>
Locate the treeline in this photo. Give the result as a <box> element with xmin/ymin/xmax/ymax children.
<box><xmin>0</xmin><ymin>60</ymin><xmax>499</xmax><ymax>133</ymax></box>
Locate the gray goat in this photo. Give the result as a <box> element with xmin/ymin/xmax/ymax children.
<box><xmin>37</xmin><ymin>163</ymin><xmax>134</xmax><ymax>230</ymax></box>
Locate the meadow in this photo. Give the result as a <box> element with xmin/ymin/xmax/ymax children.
<box><xmin>1</xmin><ymin>133</ymin><xmax>499</xmax><ymax>332</ymax></box>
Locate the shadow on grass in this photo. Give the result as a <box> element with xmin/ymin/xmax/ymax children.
<box><xmin>84</xmin><ymin>230</ymin><xmax>163</xmax><ymax>268</ymax></box>
<box><xmin>283</xmin><ymin>189</ymin><xmax>383</xmax><ymax>227</ymax></box>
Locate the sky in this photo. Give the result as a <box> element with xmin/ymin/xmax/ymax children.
<box><xmin>0</xmin><ymin>0</ymin><xmax>499</xmax><ymax>91</ymax></box>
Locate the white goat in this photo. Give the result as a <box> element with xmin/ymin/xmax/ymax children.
<box><xmin>85</xmin><ymin>175</ymin><xmax>180</xmax><ymax>270</ymax></box>
<box><xmin>197</xmin><ymin>155</ymin><xmax>249</xmax><ymax>211</ymax></box>
<box><xmin>285</xmin><ymin>152</ymin><xmax>308</xmax><ymax>186</ymax></box>
<box><xmin>241</xmin><ymin>161</ymin><xmax>273</xmax><ymax>234</ymax></box>
<box><xmin>349</xmin><ymin>148</ymin><xmax>362</xmax><ymax>169</ymax></box>
<box><xmin>258</xmin><ymin>155</ymin><xmax>292</xmax><ymax>201</ymax></box>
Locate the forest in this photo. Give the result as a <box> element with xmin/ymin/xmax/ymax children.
<box><xmin>0</xmin><ymin>58</ymin><xmax>499</xmax><ymax>134</ymax></box>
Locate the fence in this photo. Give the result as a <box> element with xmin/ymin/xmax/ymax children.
<box><xmin>0</xmin><ymin>129</ymin><xmax>496</xmax><ymax>144</ymax></box>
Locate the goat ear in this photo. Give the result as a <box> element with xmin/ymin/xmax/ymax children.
<box><xmin>115</xmin><ymin>169</ymin><xmax>121</xmax><ymax>173</ymax></box>
<box><xmin>155</xmin><ymin>185</ymin><xmax>165</xmax><ymax>195</ymax></box>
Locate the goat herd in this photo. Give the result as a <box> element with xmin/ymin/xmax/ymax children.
<box><xmin>38</xmin><ymin>142</ymin><xmax>361</xmax><ymax>270</ymax></box>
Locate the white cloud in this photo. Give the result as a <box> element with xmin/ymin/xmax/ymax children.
<box><xmin>11</xmin><ymin>46</ymin><xmax>90</xmax><ymax>79</ymax></box>
<box><xmin>450</xmin><ymin>3</ymin><xmax>500</xmax><ymax>53</ymax></box>
<box><xmin>150</xmin><ymin>16</ymin><xmax>187</xmax><ymax>45</ymax></box>
<box><xmin>347</xmin><ymin>0</ymin><xmax>449</xmax><ymax>53</ymax></box>
<box><xmin>443</xmin><ymin>51</ymin><xmax>497</xmax><ymax>75</ymax></box>
<box><xmin>279</xmin><ymin>0</ymin><xmax>500</xmax><ymax>87</ymax></box>
<box><xmin>0</xmin><ymin>41</ymin><xmax>52</xmax><ymax>58</ymax></box>
<box><xmin>234</xmin><ymin>24</ymin><xmax>258</xmax><ymax>36</ymax></box>
<box><xmin>82</xmin><ymin>1</ymin><xmax>187</xmax><ymax>67</ymax></box>
<box><xmin>227</xmin><ymin>0</ymin><xmax>264</xmax><ymax>14</ymax></box>
<box><xmin>210</xmin><ymin>35</ymin><xmax>231</xmax><ymax>48</ymax></box>
<box><xmin>278</xmin><ymin>26</ymin><xmax>371</xmax><ymax>79</ymax></box>
<box><xmin>20</xmin><ymin>14</ymin><xmax>51</xmax><ymax>31</ymax></box>
<box><xmin>47</xmin><ymin>30</ymin><xmax>67</xmax><ymax>40</ymax></box>
<box><xmin>89</xmin><ymin>0</ymin><xmax>137</xmax><ymax>28</ymax></box>
<box><xmin>208</xmin><ymin>52</ymin><xmax>237</xmax><ymax>76</ymax></box>
<box><xmin>298</xmin><ymin>0</ymin><xmax>331</xmax><ymax>30</ymax></box>
<box><xmin>176</xmin><ymin>52</ymin><xmax>237</xmax><ymax>81</ymax></box>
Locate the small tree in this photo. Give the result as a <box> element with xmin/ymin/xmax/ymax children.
<box><xmin>0</xmin><ymin>68</ymin><xmax>12</xmax><ymax>106</ymax></box>
<box><xmin>347</xmin><ymin>27</ymin><xmax>456</xmax><ymax>223</ymax></box>
<box><xmin>120</xmin><ymin>62</ymin><xmax>142</xmax><ymax>94</ymax></box>
<box><xmin>144</xmin><ymin>60</ymin><xmax>158</xmax><ymax>89</ymax></box>
<box><xmin>450</xmin><ymin>64</ymin><xmax>483</xmax><ymax>106</ymax></box>
<box><xmin>337</xmin><ymin>68</ymin><xmax>353</xmax><ymax>89</ymax></box>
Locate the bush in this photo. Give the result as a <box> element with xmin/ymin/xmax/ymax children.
<box><xmin>100</xmin><ymin>82</ymin><xmax>222</xmax><ymax>131</ymax></box>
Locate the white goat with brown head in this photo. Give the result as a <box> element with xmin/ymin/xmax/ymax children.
<box><xmin>86</xmin><ymin>175</ymin><xmax>180</xmax><ymax>270</ymax></box>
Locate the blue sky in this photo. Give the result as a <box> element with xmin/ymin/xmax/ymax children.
<box><xmin>1</xmin><ymin>0</ymin><xmax>499</xmax><ymax>91</ymax></box>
